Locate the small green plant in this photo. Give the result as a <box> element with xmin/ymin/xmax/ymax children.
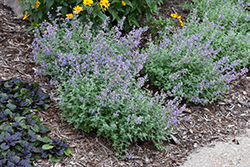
<box><xmin>0</xmin><ymin>78</ymin><xmax>72</xmax><ymax>166</ymax></box>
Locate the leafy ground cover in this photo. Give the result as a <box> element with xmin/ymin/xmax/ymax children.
<box><xmin>0</xmin><ymin>78</ymin><xmax>72</xmax><ymax>166</ymax></box>
<box><xmin>0</xmin><ymin>0</ymin><xmax>249</xmax><ymax>166</ymax></box>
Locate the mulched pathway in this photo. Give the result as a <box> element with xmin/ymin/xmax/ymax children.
<box><xmin>1</xmin><ymin>0</ymin><xmax>250</xmax><ymax>166</ymax></box>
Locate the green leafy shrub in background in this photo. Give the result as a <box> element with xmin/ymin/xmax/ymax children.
<box><xmin>19</xmin><ymin>0</ymin><xmax>167</xmax><ymax>31</ymax></box>
<box><xmin>31</xmin><ymin>12</ymin><xmax>186</xmax><ymax>158</ymax></box>
<box><xmin>0</xmin><ymin>78</ymin><xmax>72</xmax><ymax>166</ymax></box>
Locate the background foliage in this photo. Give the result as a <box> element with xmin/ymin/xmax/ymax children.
<box><xmin>19</xmin><ymin>0</ymin><xmax>168</xmax><ymax>31</ymax></box>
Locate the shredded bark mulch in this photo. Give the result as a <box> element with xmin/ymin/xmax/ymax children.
<box><xmin>1</xmin><ymin>0</ymin><xmax>250</xmax><ymax>166</ymax></box>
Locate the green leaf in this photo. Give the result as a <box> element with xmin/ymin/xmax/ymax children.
<box><xmin>20</xmin><ymin>3</ymin><xmax>30</xmax><ymax>12</ymax></box>
<box><xmin>42</xmin><ymin>144</ymin><xmax>55</xmax><ymax>150</ymax></box>
<box><xmin>14</xmin><ymin>116</ymin><xmax>26</xmax><ymax>122</ymax></box>
<box><xmin>0</xmin><ymin>93</ymin><xmax>8</xmax><ymax>98</ymax></box>
<box><xmin>130</xmin><ymin>18</ymin><xmax>139</xmax><ymax>27</ymax></box>
<box><xmin>14</xmin><ymin>92</ymin><xmax>20</xmax><ymax>98</ymax></box>
<box><xmin>33</xmin><ymin>13</ymin><xmax>39</xmax><ymax>23</ymax></box>
<box><xmin>37</xmin><ymin>136</ymin><xmax>53</xmax><ymax>143</ymax></box>
<box><xmin>146</xmin><ymin>11</ymin><xmax>152</xmax><ymax>23</ymax></box>
<box><xmin>123</xmin><ymin>0</ymin><xmax>133</xmax><ymax>8</ymax></box>
<box><xmin>40</xmin><ymin>125</ymin><xmax>51</xmax><ymax>133</ymax></box>
<box><xmin>4</xmin><ymin>109</ymin><xmax>12</xmax><ymax>115</ymax></box>
<box><xmin>20</xmin><ymin>120</ymin><xmax>29</xmax><ymax>129</ymax></box>
<box><xmin>29</xmin><ymin>0</ymin><xmax>37</xmax><ymax>6</ymax></box>
<box><xmin>31</xmin><ymin>115</ymin><xmax>40</xmax><ymax>124</ymax></box>
<box><xmin>109</xmin><ymin>9</ymin><xmax>118</xmax><ymax>21</ymax></box>
<box><xmin>25</xmin><ymin>98</ymin><xmax>32</xmax><ymax>106</ymax></box>
<box><xmin>32</xmin><ymin>108</ymin><xmax>41</xmax><ymax>112</ymax></box>
<box><xmin>96</xmin><ymin>11</ymin><xmax>107</xmax><ymax>21</ymax></box>
<box><xmin>45</xmin><ymin>0</ymin><xmax>55</xmax><ymax>11</ymax></box>
<box><xmin>4</xmin><ymin>82</ymin><xmax>13</xmax><ymax>88</ymax></box>
<box><xmin>30</xmin><ymin>140</ymin><xmax>41</xmax><ymax>147</ymax></box>
<box><xmin>31</xmin><ymin>124</ymin><xmax>40</xmax><ymax>132</ymax></box>
<box><xmin>76</xmin><ymin>0</ymin><xmax>82</xmax><ymax>4</ymax></box>
<box><xmin>131</xmin><ymin>0</ymin><xmax>138</xmax><ymax>12</ymax></box>
<box><xmin>62</xmin><ymin>2</ymin><xmax>68</xmax><ymax>6</ymax></box>
<box><xmin>61</xmin><ymin>6</ymin><xmax>68</xmax><ymax>17</ymax></box>
<box><xmin>43</xmin><ymin>104</ymin><xmax>50</xmax><ymax>110</ymax></box>
<box><xmin>38</xmin><ymin>10</ymin><xmax>43</xmax><ymax>19</ymax></box>
<box><xmin>20</xmin><ymin>88</ymin><xmax>29</xmax><ymax>95</ymax></box>
<box><xmin>15</xmin><ymin>144</ymin><xmax>25</xmax><ymax>153</ymax></box>
<box><xmin>8</xmin><ymin>86</ymin><xmax>19</xmax><ymax>94</ymax></box>
<box><xmin>0</xmin><ymin>124</ymin><xmax>12</xmax><ymax>131</ymax></box>
<box><xmin>1</xmin><ymin>149</ymin><xmax>10</xmax><ymax>156</ymax></box>
<box><xmin>64</xmin><ymin>148</ymin><xmax>73</xmax><ymax>156</ymax></box>
<box><xmin>50</xmin><ymin>156</ymin><xmax>62</xmax><ymax>162</ymax></box>
<box><xmin>6</xmin><ymin>103</ymin><xmax>16</xmax><ymax>111</ymax></box>
<box><xmin>31</xmin><ymin>154</ymin><xmax>41</xmax><ymax>160</ymax></box>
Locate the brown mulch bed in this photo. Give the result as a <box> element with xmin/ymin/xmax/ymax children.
<box><xmin>1</xmin><ymin>0</ymin><xmax>250</xmax><ymax>166</ymax></box>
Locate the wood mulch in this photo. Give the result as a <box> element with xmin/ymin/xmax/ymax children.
<box><xmin>1</xmin><ymin>0</ymin><xmax>250</xmax><ymax>166</ymax></box>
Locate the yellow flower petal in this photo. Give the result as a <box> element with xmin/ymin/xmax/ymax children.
<box><xmin>73</xmin><ymin>5</ymin><xmax>83</xmax><ymax>14</ymax></box>
<box><xmin>83</xmin><ymin>0</ymin><xmax>93</xmax><ymax>6</ymax></box>
<box><xmin>23</xmin><ymin>14</ymin><xmax>30</xmax><ymax>20</ymax></box>
<box><xmin>66</xmin><ymin>13</ymin><xmax>73</xmax><ymax>19</ymax></box>
<box><xmin>36</xmin><ymin>0</ymin><xmax>40</xmax><ymax>8</ymax></box>
<box><xmin>122</xmin><ymin>1</ymin><xmax>126</xmax><ymax>6</ymax></box>
<box><xmin>177</xmin><ymin>16</ymin><xmax>181</xmax><ymax>19</ymax></box>
<box><xmin>171</xmin><ymin>13</ymin><xmax>178</xmax><ymax>18</ymax></box>
<box><xmin>100</xmin><ymin>0</ymin><xmax>110</xmax><ymax>10</ymax></box>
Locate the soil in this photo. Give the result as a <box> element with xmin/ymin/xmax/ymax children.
<box><xmin>1</xmin><ymin>0</ymin><xmax>250</xmax><ymax>166</ymax></box>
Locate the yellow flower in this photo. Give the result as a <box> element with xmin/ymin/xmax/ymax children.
<box><xmin>179</xmin><ymin>20</ymin><xmax>184</xmax><ymax>26</ymax></box>
<box><xmin>171</xmin><ymin>13</ymin><xmax>178</xmax><ymax>18</ymax></box>
<box><xmin>36</xmin><ymin>0</ymin><xmax>40</xmax><ymax>8</ymax></box>
<box><xmin>122</xmin><ymin>1</ymin><xmax>126</xmax><ymax>6</ymax></box>
<box><xmin>16</xmin><ymin>0</ymin><xmax>21</xmax><ymax>2</ymax></box>
<box><xmin>83</xmin><ymin>0</ymin><xmax>93</xmax><ymax>6</ymax></box>
<box><xmin>66</xmin><ymin>13</ymin><xmax>74</xmax><ymax>19</ymax></box>
<box><xmin>100</xmin><ymin>0</ymin><xmax>110</xmax><ymax>11</ymax></box>
<box><xmin>23</xmin><ymin>14</ymin><xmax>30</xmax><ymax>20</ymax></box>
<box><xmin>73</xmin><ymin>5</ymin><xmax>83</xmax><ymax>14</ymax></box>
<box><xmin>31</xmin><ymin>1</ymin><xmax>40</xmax><ymax>9</ymax></box>
<box><xmin>177</xmin><ymin>15</ymin><xmax>181</xmax><ymax>20</ymax></box>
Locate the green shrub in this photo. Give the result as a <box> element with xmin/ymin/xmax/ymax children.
<box><xmin>19</xmin><ymin>0</ymin><xmax>166</xmax><ymax>31</ymax></box>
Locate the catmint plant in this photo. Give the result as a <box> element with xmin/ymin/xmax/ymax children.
<box><xmin>190</xmin><ymin>0</ymin><xmax>250</xmax><ymax>35</ymax></box>
<box><xmin>31</xmin><ymin>11</ymin><xmax>185</xmax><ymax>158</ymax></box>
<box><xmin>143</xmin><ymin>7</ymin><xmax>249</xmax><ymax>105</ymax></box>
